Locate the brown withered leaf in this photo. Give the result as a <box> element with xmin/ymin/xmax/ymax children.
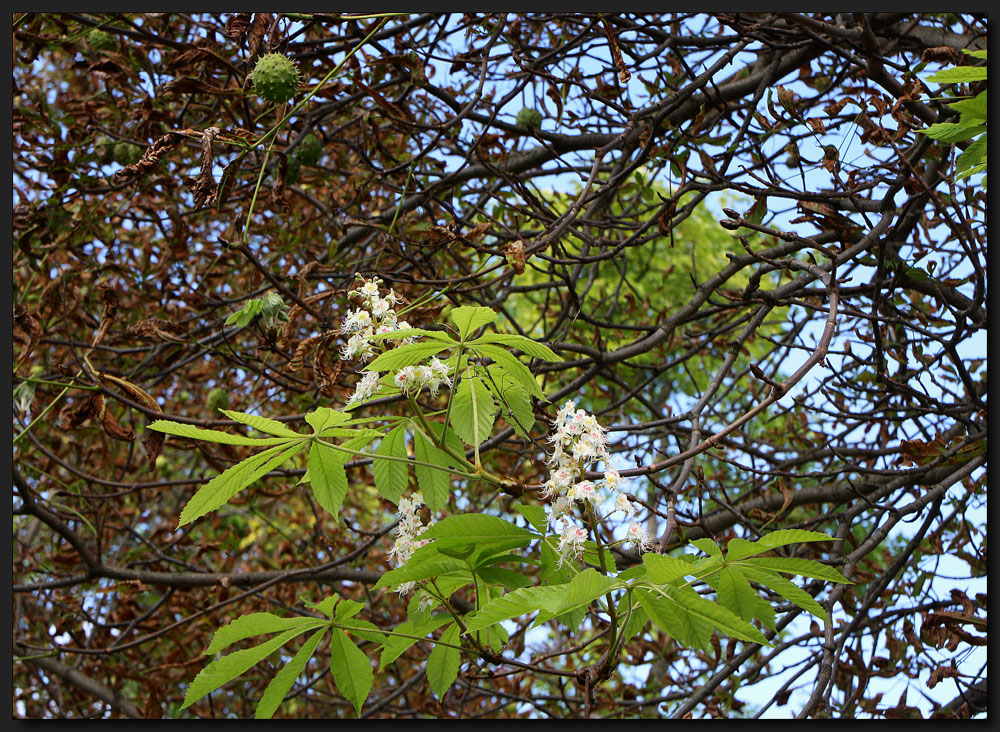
<box><xmin>145</xmin><ymin>429</ymin><xmax>165</xmax><ymax>474</ymax></box>
<box><xmin>927</xmin><ymin>664</ymin><xmax>960</xmax><ymax>689</ymax></box>
<box><xmin>101</xmin><ymin>404</ymin><xmax>136</xmax><ymax>442</ymax></box>
<box><xmin>193</xmin><ymin>127</ymin><xmax>221</xmax><ymax>209</ymax></box>
<box><xmin>90</xmin><ymin>282</ymin><xmax>120</xmax><ymax>349</ymax></box>
<box><xmin>113</xmin><ymin>131</ymin><xmax>187</xmax><ymax>185</ymax></box>
<box><xmin>59</xmin><ymin>393</ymin><xmax>103</xmax><ymax>430</ymax></box>
<box><xmin>271</xmin><ymin>151</ymin><xmax>289</xmax><ymax>211</ymax></box>
<box><xmin>504</xmin><ymin>239</ymin><xmax>526</xmax><ymax>274</ymax></box>
<box><xmin>121</xmin><ymin>318</ymin><xmax>188</xmax><ymax>344</ymax></box>
<box><xmin>921</xmin><ymin>46</ymin><xmax>959</xmax><ymax>65</ymax></box>
<box><xmin>225</xmin><ymin>13</ymin><xmax>252</xmax><ymax>43</ymax></box>
<box><xmin>13</xmin><ymin>303</ymin><xmax>41</xmax><ymax>371</ymax></box>
<box><xmin>247</xmin><ymin>13</ymin><xmax>273</xmax><ymax>61</ymax></box>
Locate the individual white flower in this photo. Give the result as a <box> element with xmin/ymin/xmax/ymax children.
<box><xmin>346</xmin><ymin>371</ymin><xmax>381</xmax><ymax>406</ymax></box>
<box><xmin>557</xmin><ymin>520</ymin><xmax>588</xmax><ymax>565</ymax></box>
<box><xmin>359</xmin><ymin>279</ymin><xmax>381</xmax><ymax>300</ymax></box>
<box><xmin>603</xmin><ymin>469</ymin><xmax>623</xmax><ymax>492</ymax></box>
<box><xmin>541</xmin><ymin>466</ymin><xmax>575</xmax><ymax>499</ymax></box>
<box><xmin>568</xmin><ymin>480</ymin><xmax>601</xmax><ymax>506</ymax></box>
<box><xmin>548</xmin><ymin>495</ymin><xmax>574</xmax><ymax>523</ymax></box>
<box><xmin>371</xmin><ymin>297</ymin><xmax>391</xmax><ymax>319</ymax></box>
<box><xmin>625</xmin><ymin>522</ymin><xmax>653</xmax><ymax>552</ymax></box>
<box><xmin>614</xmin><ymin>493</ymin><xmax>636</xmax><ymax>519</ymax></box>
<box><xmin>342</xmin><ymin>307</ymin><xmax>372</xmax><ymax>332</ymax></box>
<box><xmin>383</xmin><ymin>288</ymin><xmax>402</xmax><ymax>306</ymax></box>
<box><xmin>394</xmin><ymin>366</ymin><xmax>416</xmax><ymax>390</ymax></box>
<box><xmin>341</xmin><ymin>333</ymin><xmax>375</xmax><ymax>361</ymax></box>
<box><xmin>415</xmin><ymin>592</ymin><xmax>436</xmax><ymax>613</ymax></box>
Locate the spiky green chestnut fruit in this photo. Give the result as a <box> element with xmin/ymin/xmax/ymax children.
<box><xmin>516</xmin><ymin>107</ymin><xmax>543</xmax><ymax>129</ymax></box>
<box><xmin>251</xmin><ymin>53</ymin><xmax>301</xmax><ymax>105</ymax></box>
<box><xmin>286</xmin><ymin>157</ymin><xmax>301</xmax><ymax>185</ymax></box>
<box><xmin>206</xmin><ymin>388</ymin><xmax>229</xmax><ymax>414</ymax></box>
<box><xmin>112</xmin><ymin>142</ymin><xmax>141</xmax><ymax>166</ymax></box>
<box><xmin>86</xmin><ymin>29</ymin><xmax>116</xmax><ymax>53</ymax></box>
<box><xmin>293</xmin><ymin>133</ymin><xmax>322</xmax><ymax>166</ymax></box>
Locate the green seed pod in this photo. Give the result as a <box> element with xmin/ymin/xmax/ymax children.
<box><xmin>206</xmin><ymin>388</ymin><xmax>230</xmax><ymax>414</ymax></box>
<box><xmin>250</xmin><ymin>53</ymin><xmax>301</xmax><ymax>105</ymax></box>
<box><xmin>516</xmin><ymin>107</ymin><xmax>543</xmax><ymax>129</ymax></box>
<box><xmin>112</xmin><ymin>142</ymin><xmax>141</xmax><ymax>166</ymax></box>
<box><xmin>86</xmin><ymin>28</ymin><xmax>117</xmax><ymax>53</ymax></box>
<box><xmin>293</xmin><ymin>133</ymin><xmax>322</xmax><ymax>166</ymax></box>
<box><xmin>286</xmin><ymin>157</ymin><xmax>301</xmax><ymax>185</ymax></box>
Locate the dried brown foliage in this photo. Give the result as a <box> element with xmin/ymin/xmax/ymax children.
<box><xmin>13</xmin><ymin>12</ymin><xmax>986</xmax><ymax>720</ymax></box>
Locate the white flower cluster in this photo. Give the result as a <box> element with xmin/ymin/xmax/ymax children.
<box><xmin>393</xmin><ymin>357</ymin><xmax>453</xmax><ymax>396</ymax></box>
<box><xmin>339</xmin><ymin>276</ymin><xmax>412</xmax><ymax>363</ymax></box>
<box><xmin>389</xmin><ymin>493</ymin><xmax>435</xmax><ymax>595</ymax></box>
<box><xmin>543</xmin><ymin>400</ymin><xmax>651</xmax><ymax>564</ymax></box>
<box><xmin>341</xmin><ymin>277</ymin><xmax>455</xmax><ymax>407</ymax></box>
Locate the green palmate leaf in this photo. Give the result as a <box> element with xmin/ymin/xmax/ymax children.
<box><xmin>304</xmin><ymin>407</ymin><xmax>351</xmax><ymax>435</ymax></box>
<box><xmin>448</xmin><ymin>376</ymin><xmax>497</xmax><ymax>447</ymax></box>
<box><xmin>329</xmin><ymin>628</ymin><xmax>374</xmax><ymax>717</ymax></box>
<box><xmin>725</xmin><ymin>529</ymin><xmax>834</xmax><ymax>561</ymax></box>
<box><xmin>411</xmin><ymin>429</ymin><xmax>451</xmax><ymax>512</ymax></box>
<box><xmin>948</xmin><ymin>91</ymin><xmax>987</xmax><ymax>123</ymax></box>
<box><xmin>926</xmin><ymin>65</ymin><xmax>987</xmax><ymax>83</ymax></box>
<box><xmin>920</xmin><ymin>121</ymin><xmax>985</xmax><ymax>143</ymax></box>
<box><xmin>636</xmin><ymin>588</ymin><xmax>714</xmax><ymax>652</ymax></box>
<box><xmin>426</xmin><ymin>623</ymin><xmax>462</xmax><ymax>698</ymax></box>
<box><xmin>616</xmin><ymin>565</ymin><xmax>648</xmax><ymax>582</ymax></box>
<box><xmin>462</xmin><ymin>584</ymin><xmax>563</xmax><ymax>634</ymax></box>
<box><xmin>205</xmin><ymin>613</ymin><xmax>328</xmax><ymax>656</ymax></box>
<box><xmin>704</xmin><ymin>565</ymin><xmax>774</xmax><ymax>627</ymax></box>
<box><xmin>476</xmin><ymin>566</ymin><xmax>532</xmax><ymax>589</ymax></box>
<box><xmin>419</xmin><ymin>513</ymin><xmax>538</xmax><ymax>542</ymax></box>
<box><xmin>340</xmin><ymin>619</ymin><xmax>386</xmax><ymax>645</ymax></box>
<box><xmin>373</xmin><ymin>558</ymin><xmax>468</xmax><ymax>591</ymax></box>
<box><xmin>308</xmin><ymin>442</ymin><xmax>348</xmax><ymax>517</ymax></box>
<box><xmin>533</xmin><ymin>568</ymin><xmax>621</xmax><ymax>626</ymax></box>
<box><xmin>735</xmin><ymin>564</ymin><xmax>828</xmax><ymax>623</ymax></box>
<box><xmin>480</xmin><ymin>553</ymin><xmax>541</xmax><ymax>569</ymax></box>
<box><xmin>334</xmin><ymin>600</ymin><xmax>365</xmax><ymax>621</ymax></box>
<box><xmin>512</xmin><ymin>503</ymin><xmax>547</xmax><ymax>534</ymax></box>
<box><xmin>744</xmin><ymin>195</ymin><xmax>768</xmax><ymax>226</ymax></box>
<box><xmin>181</xmin><ymin>626</ymin><xmax>315</xmax><ymax>710</ymax></box>
<box><xmin>956</xmin><ymin>135</ymin><xmax>986</xmax><ymax>173</ymax></box>
<box><xmin>659</xmin><ymin>583</ymin><xmax>769</xmax><ymax>646</ymax></box>
<box><xmin>373</xmin><ymin>425</ymin><xmax>408</xmax><ymax>504</ymax></box>
<box><xmin>148</xmin><ymin>420</ymin><xmax>290</xmax><ymax>446</ymax></box>
<box><xmin>255</xmin><ymin>628</ymin><xmax>326</xmax><ymax>719</ymax></box>
<box><xmin>742</xmin><ymin>557</ymin><xmax>852</xmax><ymax>584</ymax></box>
<box><xmin>379</xmin><ymin>613</ymin><xmax>452</xmax><ymax>670</ymax></box>
<box><xmin>219</xmin><ymin>409</ymin><xmax>301</xmax><ymax>438</ymax></box>
<box><xmin>472</xmin><ymin>333</ymin><xmax>561</xmax><ymax>362</ymax></box>
<box><xmin>642</xmin><ymin>552</ymin><xmax>696</xmax><ymax>585</ymax></box>
<box><xmin>225</xmin><ymin>299</ymin><xmax>263</xmax><ymax>327</ymax></box>
<box><xmin>365</xmin><ymin>341</ymin><xmax>450</xmax><ymax>372</ymax></box>
<box><xmin>690</xmin><ymin>538</ymin><xmax>723</xmax><ymax>557</ymax></box>
<box><xmin>368</xmin><ymin>327</ymin><xmax>455</xmax><ymax>343</ymax></box>
<box><xmin>473</xmin><ymin>344</ymin><xmax>545</xmax><ymax>399</ymax></box>
<box><xmin>378</xmin><ymin>613</ymin><xmax>451</xmax><ymax>671</ymax></box>
<box><xmin>179</xmin><ymin>442</ymin><xmax>304</xmax><ymax>526</ymax></box>
<box><xmin>618</xmin><ymin>595</ymin><xmax>648</xmax><ymax>642</ymax></box>
<box><xmin>303</xmin><ymin>596</ymin><xmax>338</xmax><ymax>618</ymax></box>
<box><xmin>556</xmin><ymin>604</ymin><xmax>588</xmax><ymax>632</ymax></box>
<box><xmin>450</xmin><ymin>305</ymin><xmax>497</xmax><ymax>340</ymax></box>
<box><xmin>485</xmin><ymin>365</ymin><xmax>536</xmax><ymax>437</ymax></box>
